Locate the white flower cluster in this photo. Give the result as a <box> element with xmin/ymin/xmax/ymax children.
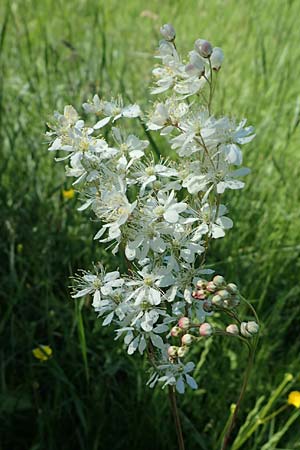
<box><xmin>47</xmin><ymin>24</ymin><xmax>257</xmax><ymax>394</ymax></box>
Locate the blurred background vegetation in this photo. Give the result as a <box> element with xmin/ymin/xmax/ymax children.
<box><xmin>1</xmin><ymin>0</ymin><xmax>300</xmax><ymax>449</ymax></box>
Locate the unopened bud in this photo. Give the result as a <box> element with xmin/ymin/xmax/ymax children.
<box><xmin>194</xmin><ymin>39</ymin><xmax>213</xmax><ymax>58</ymax></box>
<box><xmin>160</xmin><ymin>23</ymin><xmax>176</xmax><ymax>41</ymax></box>
<box><xmin>178</xmin><ymin>346</ymin><xmax>189</xmax><ymax>358</ymax></box>
<box><xmin>206</xmin><ymin>281</ymin><xmax>217</xmax><ymax>292</ymax></box>
<box><xmin>210</xmin><ymin>47</ymin><xmax>224</xmax><ymax>71</ymax></box>
<box><xmin>181</xmin><ymin>333</ymin><xmax>194</xmax><ymax>346</ymax></box>
<box><xmin>240</xmin><ymin>321</ymin><xmax>259</xmax><ymax>338</ymax></box>
<box><xmin>213</xmin><ymin>275</ymin><xmax>225</xmax><ymax>287</ymax></box>
<box><xmin>203</xmin><ymin>300</ymin><xmax>213</xmax><ymax>312</ymax></box>
<box><xmin>246</xmin><ymin>321</ymin><xmax>259</xmax><ymax>334</ymax></box>
<box><xmin>230</xmin><ymin>296</ymin><xmax>240</xmax><ymax>307</ymax></box>
<box><xmin>217</xmin><ymin>289</ymin><xmax>230</xmax><ymax>300</ymax></box>
<box><xmin>199</xmin><ymin>322</ymin><xmax>213</xmax><ymax>337</ymax></box>
<box><xmin>227</xmin><ymin>283</ymin><xmax>238</xmax><ymax>294</ymax></box>
<box><xmin>196</xmin><ymin>279</ymin><xmax>207</xmax><ymax>289</ymax></box>
<box><xmin>171</xmin><ymin>326</ymin><xmax>182</xmax><ymax>337</ymax></box>
<box><xmin>211</xmin><ymin>294</ymin><xmax>222</xmax><ymax>306</ymax></box>
<box><xmin>226</xmin><ymin>324</ymin><xmax>239</xmax><ymax>335</ymax></box>
<box><xmin>167</xmin><ymin>345</ymin><xmax>178</xmax><ymax>358</ymax></box>
<box><xmin>178</xmin><ymin>317</ymin><xmax>190</xmax><ymax>330</ymax></box>
<box><xmin>195</xmin><ymin>289</ymin><xmax>206</xmax><ymax>300</ymax></box>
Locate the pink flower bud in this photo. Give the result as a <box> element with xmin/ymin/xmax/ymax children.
<box><xmin>194</xmin><ymin>39</ymin><xmax>213</xmax><ymax>58</ymax></box>
<box><xmin>195</xmin><ymin>289</ymin><xmax>206</xmax><ymax>300</ymax></box>
<box><xmin>226</xmin><ymin>324</ymin><xmax>239</xmax><ymax>335</ymax></box>
<box><xmin>178</xmin><ymin>346</ymin><xmax>189</xmax><ymax>358</ymax></box>
<box><xmin>160</xmin><ymin>23</ymin><xmax>176</xmax><ymax>41</ymax></box>
<box><xmin>178</xmin><ymin>317</ymin><xmax>190</xmax><ymax>330</ymax></box>
<box><xmin>213</xmin><ymin>275</ymin><xmax>225</xmax><ymax>287</ymax></box>
<box><xmin>171</xmin><ymin>326</ymin><xmax>182</xmax><ymax>337</ymax></box>
<box><xmin>181</xmin><ymin>333</ymin><xmax>194</xmax><ymax>346</ymax></box>
<box><xmin>167</xmin><ymin>345</ymin><xmax>178</xmax><ymax>358</ymax></box>
<box><xmin>210</xmin><ymin>47</ymin><xmax>224</xmax><ymax>71</ymax></box>
<box><xmin>199</xmin><ymin>322</ymin><xmax>213</xmax><ymax>337</ymax></box>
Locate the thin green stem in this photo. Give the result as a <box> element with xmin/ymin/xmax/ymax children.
<box><xmin>168</xmin><ymin>385</ymin><xmax>186</xmax><ymax>450</ymax></box>
<box><xmin>221</xmin><ymin>345</ymin><xmax>255</xmax><ymax>450</ymax></box>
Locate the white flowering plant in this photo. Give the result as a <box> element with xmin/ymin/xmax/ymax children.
<box><xmin>46</xmin><ymin>23</ymin><xmax>259</xmax><ymax>450</ymax></box>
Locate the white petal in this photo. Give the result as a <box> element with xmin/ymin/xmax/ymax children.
<box><xmin>185</xmin><ymin>374</ymin><xmax>198</xmax><ymax>390</ymax></box>
<box><xmin>102</xmin><ymin>311</ymin><xmax>114</xmax><ymax>326</ymax></box>
<box><xmin>176</xmin><ymin>377</ymin><xmax>185</xmax><ymax>394</ymax></box>
<box><xmin>94</xmin><ymin>116</ymin><xmax>111</xmax><ymax>129</ymax></box>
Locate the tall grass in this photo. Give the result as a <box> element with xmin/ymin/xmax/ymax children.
<box><xmin>1</xmin><ymin>0</ymin><xmax>300</xmax><ymax>449</ymax></box>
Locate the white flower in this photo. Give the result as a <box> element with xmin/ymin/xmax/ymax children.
<box><xmin>147</xmin><ymin>98</ymin><xmax>189</xmax><ymax>134</ymax></box>
<box><xmin>112</xmin><ymin>127</ymin><xmax>148</xmax><ymax>169</ymax></box>
<box><xmin>72</xmin><ymin>267</ymin><xmax>124</xmax><ymax>311</ymax></box>
<box><xmin>150</xmin><ymin>191</ymin><xmax>187</xmax><ymax>224</ymax></box>
<box><xmin>147</xmin><ymin>360</ymin><xmax>197</xmax><ymax>394</ymax></box>
<box><xmin>88</xmin><ymin>96</ymin><xmax>141</xmax><ymax>129</ymax></box>
<box><xmin>130</xmin><ymin>160</ymin><xmax>178</xmax><ymax>195</ymax></box>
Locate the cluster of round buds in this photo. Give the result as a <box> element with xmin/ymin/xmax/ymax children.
<box><xmin>240</xmin><ymin>321</ymin><xmax>259</xmax><ymax>338</ymax></box>
<box><xmin>194</xmin><ymin>39</ymin><xmax>224</xmax><ymax>70</ymax></box>
<box><xmin>192</xmin><ymin>275</ymin><xmax>240</xmax><ymax>311</ymax></box>
<box><xmin>226</xmin><ymin>321</ymin><xmax>259</xmax><ymax>338</ymax></box>
<box><xmin>168</xmin><ymin>318</ymin><xmax>213</xmax><ymax>361</ymax></box>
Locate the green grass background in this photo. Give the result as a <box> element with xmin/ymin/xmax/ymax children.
<box><xmin>1</xmin><ymin>0</ymin><xmax>300</xmax><ymax>449</ymax></box>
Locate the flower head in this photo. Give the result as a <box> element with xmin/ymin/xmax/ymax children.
<box><xmin>32</xmin><ymin>345</ymin><xmax>53</xmax><ymax>361</ymax></box>
<box><xmin>288</xmin><ymin>391</ymin><xmax>300</xmax><ymax>408</ymax></box>
<box><xmin>62</xmin><ymin>188</ymin><xmax>75</xmax><ymax>200</ymax></box>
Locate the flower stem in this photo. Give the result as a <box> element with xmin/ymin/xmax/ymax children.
<box><xmin>221</xmin><ymin>343</ymin><xmax>256</xmax><ymax>450</ymax></box>
<box><xmin>168</xmin><ymin>385</ymin><xmax>186</xmax><ymax>450</ymax></box>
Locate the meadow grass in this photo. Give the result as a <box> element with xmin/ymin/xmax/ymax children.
<box><xmin>1</xmin><ymin>0</ymin><xmax>300</xmax><ymax>449</ymax></box>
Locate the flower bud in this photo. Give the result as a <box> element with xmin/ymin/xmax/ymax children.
<box><xmin>199</xmin><ymin>322</ymin><xmax>213</xmax><ymax>337</ymax></box>
<box><xmin>213</xmin><ymin>275</ymin><xmax>225</xmax><ymax>287</ymax></box>
<box><xmin>210</xmin><ymin>47</ymin><xmax>224</xmax><ymax>71</ymax></box>
<box><xmin>203</xmin><ymin>300</ymin><xmax>213</xmax><ymax>312</ymax></box>
<box><xmin>178</xmin><ymin>317</ymin><xmax>190</xmax><ymax>330</ymax></box>
<box><xmin>211</xmin><ymin>294</ymin><xmax>222</xmax><ymax>306</ymax></box>
<box><xmin>246</xmin><ymin>321</ymin><xmax>259</xmax><ymax>334</ymax></box>
<box><xmin>194</xmin><ymin>39</ymin><xmax>213</xmax><ymax>58</ymax></box>
<box><xmin>226</xmin><ymin>324</ymin><xmax>239</xmax><ymax>335</ymax></box>
<box><xmin>227</xmin><ymin>283</ymin><xmax>238</xmax><ymax>294</ymax></box>
<box><xmin>160</xmin><ymin>23</ymin><xmax>176</xmax><ymax>41</ymax></box>
<box><xmin>178</xmin><ymin>346</ymin><xmax>189</xmax><ymax>358</ymax></box>
<box><xmin>167</xmin><ymin>345</ymin><xmax>178</xmax><ymax>358</ymax></box>
<box><xmin>240</xmin><ymin>321</ymin><xmax>259</xmax><ymax>338</ymax></box>
<box><xmin>217</xmin><ymin>289</ymin><xmax>230</xmax><ymax>300</ymax></box>
<box><xmin>230</xmin><ymin>296</ymin><xmax>240</xmax><ymax>307</ymax></box>
<box><xmin>195</xmin><ymin>289</ymin><xmax>206</xmax><ymax>300</ymax></box>
<box><xmin>181</xmin><ymin>333</ymin><xmax>194</xmax><ymax>346</ymax></box>
<box><xmin>196</xmin><ymin>279</ymin><xmax>207</xmax><ymax>289</ymax></box>
<box><xmin>206</xmin><ymin>281</ymin><xmax>217</xmax><ymax>292</ymax></box>
<box><xmin>171</xmin><ymin>326</ymin><xmax>182</xmax><ymax>337</ymax></box>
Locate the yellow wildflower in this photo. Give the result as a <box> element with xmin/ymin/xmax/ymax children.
<box><xmin>288</xmin><ymin>391</ymin><xmax>300</xmax><ymax>408</ymax></box>
<box><xmin>62</xmin><ymin>188</ymin><xmax>75</xmax><ymax>200</ymax></box>
<box><xmin>32</xmin><ymin>345</ymin><xmax>53</xmax><ymax>361</ymax></box>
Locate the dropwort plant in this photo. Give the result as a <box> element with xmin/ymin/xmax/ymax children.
<box><xmin>47</xmin><ymin>24</ymin><xmax>259</xmax><ymax>450</ymax></box>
